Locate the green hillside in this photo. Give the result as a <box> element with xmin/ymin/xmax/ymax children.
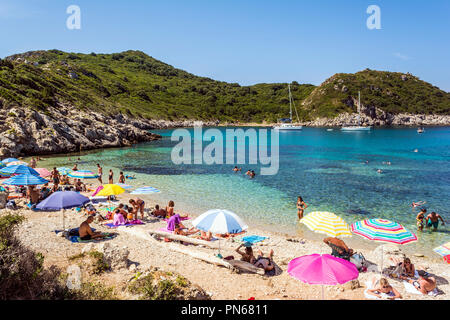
<box><xmin>0</xmin><ymin>50</ymin><xmax>314</xmax><ymax>123</ymax></box>
<box><xmin>301</xmin><ymin>69</ymin><xmax>450</xmax><ymax>118</ymax></box>
<box><xmin>1</xmin><ymin>51</ymin><xmax>449</xmax><ymax>123</ymax></box>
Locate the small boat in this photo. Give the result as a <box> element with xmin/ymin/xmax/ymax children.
<box><xmin>327</xmin><ymin>129</ymin><xmax>334</xmax><ymax>131</ymax></box>
<box><xmin>417</xmin><ymin>128</ymin><xmax>425</xmax><ymax>134</ymax></box>
<box><xmin>341</xmin><ymin>91</ymin><xmax>371</xmax><ymax>131</ymax></box>
<box><xmin>273</xmin><ymin>84</ymin><xmax>303</xmax><ymax>131</ymax></box>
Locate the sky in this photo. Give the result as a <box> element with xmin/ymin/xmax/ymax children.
<box><xmin>0</xmin><ymin>0</ymin><xmax>449</xmax><ymax>91</ymax></box>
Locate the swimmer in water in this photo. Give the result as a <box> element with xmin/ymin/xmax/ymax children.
<box><xmin>412</xmin><ymin>201</ymin><xmax>426</xmax><ymax>209</ymax></box>
<box><xmin>377</xmin><ymin>169</ymin><xmax>383</xmax><ymax>174</ymax></box>
<box><xmin>414</xmin><ymin>149</ymin><xmax>419</xmax><ymax>153</ymax></box>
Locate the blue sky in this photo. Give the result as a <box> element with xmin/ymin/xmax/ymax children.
<box><xmin>0</xmin><ymin>0</ymin><xmax>449</xmax><ymax>91</ymax></box>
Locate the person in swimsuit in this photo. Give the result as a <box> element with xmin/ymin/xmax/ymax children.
<box><xmin>425</xmin><ymin>212</ymin><xmax>445</xmax><ymax>231</ymax></box>
<box><xmin>108</xmin><ymin>169</ymin><xmax>113</xmax><ymax>184</ymax></box>
<box><xmin>165</xmin><ymin>200</ymin><xmax>175</xmax><ymax>218</ymax></box>
<box><xmin>366</xmin><ymin>277</ymin><xmax>402</xmax><ymax>300</ymax></box>
<box><xmin>173</xmin><ymin>223</ymin><xmax>198</xmax><ymax>236</ymax></box>
<box><xmin>79</xmin><ymin>216</ymin><xmax>105</xmax><ymax>240</ymax></box>
<box><xmin>235</xmin><ymin>243</ymin><xmax>256</xmax><ymax>264</ymax></box>
<box><xmin>151</xmin><ymin>204</ymin><xmax>166</xmax><ymax>218</ymax></box>
<box><xmin>416</xmin><ymin>208</ymin><xmax>427</xmax><ymax>231</ymax></box>
<box><xmin>397</xmin><ymin>258</ymin><xmax>416</xmax><ymax>280</ymax></box>
<box><xmin>297</xmin><ymin>196</ymin><xmax>308</xmax><ymax>220</ymax></box>
<box><xmin>72</xmin><ymin>164</ymin><xmax>78</xmax><ymax>171</ymax></box>
<box><xmin>408</xmin><ymin>271</ymin><xmax>437</xmax><ymax>295</ymax></box>
<box><xmin>51</xmin><ymin>167</ymin><xmax>60</xmax><ymax>189</ymax></box>
<box><xmin>129</xmin><ymin>198</ymin><xmax>145</xmax><ymax>220</ymax></box>
<box><xmin>323</xmin><ymin>237</ymin><xmax>354</xmax><ymax>260</ymax></box>
<box><xmin>29</xmin><ymin>157</ymin><xmax>37</xmax><ymax>168</ymax></box>
<box><xmin>253</xmin><ymin>249</ymin><xmax>275</xmax><ymax>273</ymax></box>
<box><xmin>97</xmin><ymin>164</ymin><xmax>103</xmax><ymax>184</ymax></box>
<box><xmin>118</xmin><ymin>172</ymin><xmax>125</xmax><ymax>184</ymax></box>
<box><xmin>233</xmin><ymin>166</ymin><xmax>241</xmax><ymax>172</ymax></box>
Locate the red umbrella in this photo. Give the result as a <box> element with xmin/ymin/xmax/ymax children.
<box><xmin>444</xmin><ymin>255</ymin><xmax>450</xmax><ymax>264</ymax></box>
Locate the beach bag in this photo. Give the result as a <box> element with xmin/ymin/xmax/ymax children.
<box><xmin>6</xmin><ymin>200</ymin><xmax>16</xmax><ymax>209</ymax></box>
<box><xmin>350</xmin><ymin>252</ymin><xmax>367</xmax><ymax>271</ymax></box>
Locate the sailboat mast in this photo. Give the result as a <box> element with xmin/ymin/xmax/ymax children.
<box><xmin>357</xmin><ymin>91</ymin><xmax>361</xmax><ymax>126</ymax></box>
<box><xmin>288</xmin><ymin>84</ymin><xmax>293</xmax><ymax>121</ymax></box>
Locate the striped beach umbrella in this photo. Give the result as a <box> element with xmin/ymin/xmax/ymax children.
<box><xmin>192</xmin><ymin>209</ymin><xmax>248</xmax><ymax>235</ymax></box>
<box><xmin>0</xmin><ymin>162</ymin><xmax>6</xmax><ymax>169</ymax></box>
<box><xmin>130</xmin><ymin>186</ymin><xmax>161</xmax><ymax>195</ymax></box>
<box><xmin>6</xmin><ymin>160</ymin><xmax>28</xmax><ymax>167</ymax></box>
<box><xmin>0</xmin><ymin>165</ymin><xmax>39</xmax><ymax>176</ymax></box>
<box><xmin>0</xmin><ymin>171</ymin><xmax>11</xmax><ymax>178</ymax></box>
<box><xmin>433</xmin><ymin>241</ymin><xmax>450</xmax><ymax>258</ymax></box>
<box><xmin>57</xmin><ymin>167</ymin><xmax>72</xmax><ymax>175</ymax></box>
<box><xmin>351</xmin><ymin>219</ymin><xmax>417</xmax><ymax>274</ymax></box>
<box><xmin>351</xmin><ymin>219</ymin><xmax>417</xmax><ymax>245</ymax></box>
<box><xmin>1</xmin><ymin>173</ymin><xmax>49</xmax><ymax>186</ymax></box>
<box><xmin>68</xmin><ymin>170</ymin><xmax>99</xmax><ymax>179</ymax></box>
<box><xmin>2</xmin><ymin>158</ymin><xmax>19</xmax><ymax>164</ymax></box>
<box><xmin>300</xmin><ymin>211</ymin><xmax>352</xmax><ymax>238</ymax></box>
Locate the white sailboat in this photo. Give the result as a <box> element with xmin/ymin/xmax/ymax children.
<box><xmin>341</xmin><ymin>91</ymin><xmax>371</xmax><ymax>131</ymax></box>
<box><xmin>273</xmin><ymin>84</ymin><xmax>303</xmax><ymax>131</ymax></box>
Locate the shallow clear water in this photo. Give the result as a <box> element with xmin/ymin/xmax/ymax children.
<box><xmin>36</xmin><ymin>126</ymin><xmax>450</xmax><ymax>255</ymax></box>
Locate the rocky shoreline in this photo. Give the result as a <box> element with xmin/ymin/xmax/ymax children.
<box><xmin>0</xmin><ymin>104</ymin><xmax>217</xmax><ymax>158</ymax></box>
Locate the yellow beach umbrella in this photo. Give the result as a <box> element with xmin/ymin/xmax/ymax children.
<box><xmin>300</xmin><ymin>211</ymin><xmax>352</xmax><ymax>238</ymax></box>
<box><xmin>95</xmin><ymin>184</ymin><xmax>125</xmax><ymax>197</ymax></box>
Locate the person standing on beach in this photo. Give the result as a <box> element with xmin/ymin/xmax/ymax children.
<box><xmin>29</xmin><ymin>157</ymin><xmax>37</xmax><ymax>168</ymax></box>
<box><xmin>97</xmin><ymin>164</ymin><xmax>103</xmax><ymax>184</ymax></box>
<box><xmin>297</xmin><ymin>196</ymin><xmax>308</xmax><ymax>220</ymax></box>
<box><xmin>50</xmin><ymin>167</ymin><xmax>60</xmax><ymax>190</ymax></box>
<box><xmin>118</xmin><ymin>172</ymin><xmax>125</xmax><ymax>184</ymax></box>
<box><xmin>416</xmin><ymin>208</ymin><xmax>427</xmax><ymax>231</ymax></box>
<box><xmin>108</xmin><ymin>169</ymin><xmax>113</xmax><ymax>184</ymax></box>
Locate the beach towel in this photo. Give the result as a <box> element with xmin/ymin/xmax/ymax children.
<box><xmin>241</xmin><ymin>235</ymin><xmax>268</xmax><ymax>244</ymax></box>
<box><xmin>158</xmin><ymin>227</ymin><xmax>173</xmax><ymax>233</ymax></box>
<box><xmin>403</xmin><ymin>281</ymin><xmax>439</xmax><ymax>296</ymax></box>
<box><xmin>105</xmin><ymin>220</ymin><xmax>144</xmax><ymax>228</ymax></box>
<box><xmin>167</xmin><ymin>214</ymin><xmax>181</xmax><ymax>231</ymax></box>
<box><xmin>69</xmin><ymin>233</ymin><xmax>115</xmax><ymax>243</ymax></box>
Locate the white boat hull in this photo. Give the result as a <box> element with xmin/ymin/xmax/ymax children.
<box><xmin>273</xmin><ymin>126</ymin><xmax>303</xmax><ymax>131</ymax></box>
<box><xmin>341</xmin><ymin>126</ymin><xmax>371</xmax><ymax>131</ymax></box>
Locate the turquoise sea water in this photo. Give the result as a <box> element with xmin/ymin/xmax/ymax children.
<box><xmin>37</xmin><ymin>127</ymin><xmax>450</xmax><ymax>255</ymax></box>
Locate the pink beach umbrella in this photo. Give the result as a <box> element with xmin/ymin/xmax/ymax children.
<box><xmin>287</xmin><ymin>254</ymin><xmax>359</xmax><ymax>299</ymax></box>
<box><xmin>35</xmin><ymin>168</ymin><xmax>51</xmax><ymax>178</ymax></box>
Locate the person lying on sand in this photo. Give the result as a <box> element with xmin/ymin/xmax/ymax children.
<box><xmin>408</xmin><ymin>271</ymin><xmax>437</xmax><ymax>295</ymax></box>
<box><xmin>323</xmin><ymin>237</ymin><xmax>354</xmax><ymax>260</ymax></box>
<box><xmin>366</xmin><ymin>277</ymin><xmax>402</xmax><ymax>300</ymax></box>
<box><xmin>253</xmin><ymin>249</ymin><xmax>275</xmax><ymax>272</ymax></box>
<box><xmin>151</xmin><ymin>205</ymin><xmax>166</xmax><ymax>218</ymax></box>
<box><xmin>393</xmin><ymin>257</ymin><xmax>416</xmax><ymax>280</ymax></box>
<box><xmin>173</xmin><ymin>223</ymin><xmax>198</xmax><ymax>236</ymax></box>
<box><xmin>425</xmin><ymin>212</ymin><xmax>445</xmax><ymax>231</ymax></box>
<box><xmin>79</xmin><ymin>215</ymin><xmax>105</xmax><ymax>240</ymax></box>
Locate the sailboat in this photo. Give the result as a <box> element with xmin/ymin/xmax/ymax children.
<box><xmin>273</xmin><ymin>84</ymin><xmax>303</xmax><ymax>131</ymax></box>
<box><xmin>341</xmin><ymin>91</ymin><xmax>371</xmax><ymax>131</ymax></box>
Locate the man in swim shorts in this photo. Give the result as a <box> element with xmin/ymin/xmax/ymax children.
<box><xmin>408</xmin><ymin>270</ymin><xmax>437</xmax><ymax>295</ymax></box>
<box><xmin>79</xmin><ymin>215</ymin><xmax>104</xmax><ymax>240</ymax></box>
<box><xmin>425</xmin><ymin>212</ymin><xmax>445</xmax><ymax>231</ymax></box>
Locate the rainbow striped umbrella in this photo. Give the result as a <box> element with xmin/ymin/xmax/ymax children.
<box><xmin>68</xmin><ymin>170</ymin><xmax>99</xmax><ymax>179</ymax></box>
<box><xmin>433</xmin><ymin>241</ymin><xmax>450</xmax><ymax>258</ymax></box>
<box><xmin>300</xmin><ymin>211</ymin><xmax>352</xmax><ymax>238</ymax></box>
<box><xmin>351</xmin><ymin>219</ymin><xmax>417</xmax><ymax>245</ymax></box>
<box><xmin>351</xmin><ymin>219</ymin><xmax>417</xmax><ymax>274</ymax></box>
<box><xmin>0</xmin><ymin>170</ymin><xmax>11</xmax><ymax>178</ymax></box>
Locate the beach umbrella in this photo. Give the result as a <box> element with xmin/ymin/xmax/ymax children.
<box><xmin>68</xmin><ymin>170</ymin><xmax>99</xmax><ymax>179</ymax></box>
<box><xmin>2</xmin><ymin>158</ymin><xmax>19</xmax><ymax>164</ymax></box>
<box><xmin>57</xmin><ymin>167</ymin><xmax>72</xmax><ymax>175</ymax></box>
<box><xmin>0</xmin><ymin>162</ymin><xmax>6</xmax><ymax>169</ymax></box>
<box><xmin>444</xmin><ymin>255</ymin><xmax>450</xmax><ymax>264</ymax></box>
<box><xmin>95</xmin><ymin>184</ymin><xmax>125</xmax><ymax>197</ymax></box>
<box><xmin>0</xmin><ymin>165</ymin><xmax>39</xmax><ymax>176</ymax></box>
<box><xmin>6</xmin><ymin>160</ymin><xmax>28</xmax><ymax>167</ymax></box>
<box><xmin>287</xmin><ymin>254</ymin><xmax>359</xmax><ymax>299</ymax></box>
<box><xmin>351</xmin><ymin>219</ymin><xmax>417</xmax><ymax>274</ymax></box>
<box><xmin>34</xmin><ymin>168</ymin><xmax>51</xmax><ymax>178</ymax></box>
<box><xmin>300</xmin><ymin>211</ymin><xmax>352</xmax><ymax>238</ymax></box>
<box><xmin>433</xmin><ymin>241</ymin><xmax>450</xmax><ymax>258</ymax></box>
<box><xmin>192</xmin><ymin>209</ymin><xmax>248</xmax><ymax>235</ymax></box>
<box><xmin>36</xmin><ymin>191</ymin><xmax>90</xmax><ymax>230</ymax></box>
<box><xmin>0</xmin><ymin>171</ymin><xmax>11</xmax><ymax>178</ymax></box>
<box><xmin>1</xmin><ymin>173</ymin><xmax>49</xmax><ymax>186</ymax></box>
<box><xmin>130</xmin><ymin>186</ymin><xmax>160</xmax><ymax>195</ymax></box>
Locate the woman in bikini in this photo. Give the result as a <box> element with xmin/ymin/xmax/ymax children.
<box><xmin>297</xmin><ymin>196</ymin><xmax>308</xmax><ymax>220</ymax></box>
<box><xmin>366</xmin><ymin>277</ymin><xmax>402</xmax><ymax>300</ymax></box>
<box><xmin>166</xmin><ymin>200</ymin><xmax>175</xmax><ymax>218</ymax></box>
<box><xmin>397</xmin><ymin>258</ymin><xmax>416</xmax><ymax>280</ymax></box>
<box><xmin>253</xmin><ymin>249</ymin><xmax>275</xmax><ymax>273</ymax></box>
<box><xmin>416</xmin><ymin>208</ymin><xmax>427</xmax><ymax>231</ymax></box>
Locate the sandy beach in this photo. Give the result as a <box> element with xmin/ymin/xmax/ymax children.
<box><xmin>5</xmin><ymin>189</ymin><xmax>449</xmax><ymax>301</ymax></box>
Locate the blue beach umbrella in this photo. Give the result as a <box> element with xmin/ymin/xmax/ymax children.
<box><xmin>0</xmin><ymin>162</ymin><xmax>6</xmax><ymax>169</ymax></box>
<box><xmin>1</xmin><ymin>173</ymin><xmax>49</xmax><ymax>186</ymax></box>
<box><xmin>0</xmin><ymin>165</ymin><xmax>39</xmax><ymax>176</ymax></box>
<box><xmin>36</xmin><ymin>191</ymin><xmax>90</xmax><ymax>211</ymax></box>
<box><xmin>192</xmin><ymin>209</ymin><xmax>248</xmax><ymax>235</ymax></box>
<box><xmin>130</xmin><ymin>186</ymin><xmax>161</xmax><ymax>195</ymax></box>
<box><xmin>2</xmin><ymin>158</ymin><xmax>19</xmax><ymax>164</ymax></box>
